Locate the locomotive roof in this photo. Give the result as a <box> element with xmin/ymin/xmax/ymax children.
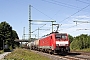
<box><xmin>41</xmin><ymin>32</ymin><xmax>67</xmax><ymax>38</ymax></box>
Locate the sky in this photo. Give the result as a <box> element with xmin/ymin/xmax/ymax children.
<box><xmin>0</xmin><ymin>0</ymin><xmax>90</xmax><ymax>39</ymax></box>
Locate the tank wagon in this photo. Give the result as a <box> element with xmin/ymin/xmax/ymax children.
<box><xmin>27</xmin><ymin>42</ymin><xmax>34</xmax><ymax>49</ymax></box>
<box><xmin>33</xmin><ymin>40</ymin><xmax>39</xmax><ymax>50</ymax></box>
<box><xmin>27</xmin><ymin>32</ymin><xmax>70</xmax><ymax>54</ymax></box>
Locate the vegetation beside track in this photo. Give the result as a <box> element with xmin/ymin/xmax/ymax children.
<box><xmin>71</xmin><ymin>48</ymin><xmax>90</xmax><ymax>52</ymax></box>
<box><xmin>0</xmin><ymin>21</ymin><xmax>20</xmax><ymax>50</ymax></box>
<box><xmin>5</xmin><ymin>48</ymin><xmax>50</xmax><ymax>60</ymax></box>
<box><xmin>81</xmin><ymin>48</ymin><xmax>90</xmax><ymax>52</ymax></box>
<box><xmin>69</xmin><ymin>34</ymin><xmax>90</xmax><ymax>51</ymax></box>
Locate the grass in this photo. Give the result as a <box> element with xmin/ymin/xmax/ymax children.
<box><xmin>71</xmin><ymin>48</ymin><xmax>90</xmax><ymax>52</ymax></box>
<box><xmin>79</xmin><ymin>48</ymin><xmax>90</xmax><ymax>52</ymax></box>
<box><xmin>5</xmin><ymin>48</ymin><xmax>51</xmax><ymax>60</ymax></box>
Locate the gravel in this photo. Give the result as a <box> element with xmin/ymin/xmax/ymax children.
<box><xmin>0</xmin><ymin>52</ymin><xmax>11</xmax><ymax>60</ymax></box>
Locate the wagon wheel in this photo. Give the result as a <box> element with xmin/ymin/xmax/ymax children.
<box><xmin>51</xmin><ymin>50</ymin><xmax>55</xmax><ymax>55</ymax></box>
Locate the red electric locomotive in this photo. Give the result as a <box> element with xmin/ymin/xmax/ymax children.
<box><xmin>38</xmin><ymin>32</ymin><xmax>70</xmax><ymax>54</ymax></box>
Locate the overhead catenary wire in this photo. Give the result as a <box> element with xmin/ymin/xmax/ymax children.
<box><xmin>41</xmin><ymin>0</ymin><xmax>84</xmax><ymax>20</ymax></box>
<box><xmin>32</xmin><ymin>24</ymin><xmax>46</xmax><ymax>33</ymax></box>
<box><xmin>51</xmin><ymin>0</ymin><xmax>79</xmax><ymax>8</ymax></box>
<box><xmin>77</xmin><ymin>29</ymin><xmax>90</xmax><ymax>30</ymax></box>
<box><xmin>73</xmin><ymin>21</ymin><xmax>90</xmax><ymax>23</ymax></box>
<box><xmin>60</xmin><ymin>20</ymin><xmax>90</xmax><ymax>31</ymax></box>
<box><xmin>32</xmin><ymin>6</ymin><xmax>53</xmax><ymax>20</ymax></box>
<box><xmin>60</xmin><ymin>23</ymin><xmax>82</xmax><ymax>31</ymax></box>
<box><xmin>31</xmin><ymin>2</ymin><xmax>89</xmax><ymax>29</ymax></box>
<box><xmin>42</xmin><ymin>0</ymin><xmax>79</xmax><ymax>9</ymax></box>
<box><xmin>76</xmin><ymin>0</ymin><xmax>90</xmax><ymax>4</ymax></box>
<box><xmin>69</xmin><ymin>28</ymin><xmax>90</xmax><ymax>34</ymax></box>
<box><xmin>31</xmin><ymin>23</ymin><xmax>46</xmax><ymax>25</ymax></box>
<box><xmin>42</xmin><ymin>0</ymin><xmax>90</xmax><ymax>25</ymax></box>
<box><xmin>31</xmin><ymin>1</ymin><xmax>90</xmax><ymax>36</ymax></box>
<box><xmin>31</xmin><ymin>6</ymin><xmax>56</xmax><ymax>34</ymax></box>
<box><xmin>59</xmin><ymin>22</ymin><xmax>90</xmax><ymax>34</ymax></box>
<box><xmin>59</xmin><ymin>4</ymin><xmax>90</xmax><ymax>23</ymax></box>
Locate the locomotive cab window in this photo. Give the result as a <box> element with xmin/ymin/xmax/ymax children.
<box><xmin>56</xmin><ymin>34</ymin><xmax>67</xmax><ymax>39</ymax></box>
<box><xmin>55</xmin><ymin>34</ymin><xmax>61</xmax><ymax>38</ymax></box>
<box><xmin>62</xmin><ymin>35</ymin><xmax>67</xmax><ymax>39</ymax></box>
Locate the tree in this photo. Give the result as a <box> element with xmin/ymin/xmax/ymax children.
<box><xmin>0</xmin><ymin>21</ymin><xmax>20</xmax><ymax>50</ymax></box>
<box><xmin>70</xmin><ymin>34</ymin><xmax>90</xmax><ymax>50</ymax></box>
<box><xmin>0</xmin><ymin>21</ymin><xmax>12</xmax><ymax>50</ymax></box>
<box><xmin>11</xmin><ymin>30</ymin><xmax>20</xmax><ymax>48</ymax></box>
<box><xmin>88</xmin><ymin>35</ymin><xmax>90</xmax><ymax>48</ymax></box>
<box><xmin>70</xmin><ymin>37</ymin><xmax>82</xmax><ymax>50</ymax></box>
<box><xmin>68</xmin><ymin>34</ymin><xmax>73</xmax><ymax>43</ymax></box>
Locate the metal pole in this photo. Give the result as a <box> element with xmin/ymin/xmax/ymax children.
<box><xmin>38</xmin><ymin>27</ymin><xmax>39</xmax><ymax>39</ymax></box>
<box><xmin>52</xmin><ymin>22</ymin><xmax>54</xmax><ymax>32</ymax></box>
<box><xmin>23</xmin><ymin>27</ymin><xmax>25</xmax><ymax>39</ymax></box>
<box><xmin>29</xmin><ymin>5</ymin><xmax>31</xmax><ymax>42</ymax></box>
<box><xmin>35</xmin><ymin>35</ymin><xmax>36</xmax><ymax>39</ymax></box>
<box><xmin>73</xmin><ymin>21</ymin><xmax>90</xmax><ymax>26</ymax></box>
<box><xmin>29</xmin><ymin>20</ymin><xmax>56</xmax><ymax>33</ymax></box>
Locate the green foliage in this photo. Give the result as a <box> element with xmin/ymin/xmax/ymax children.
<box><xmin>0</xmin><ymin>21</ymin><xmax>20</xmax><ymax>50</ymax></box>
<box><xmin>80</xmin><ymin>48</ymin><xmax>90</xmax><ymax>52</ymax></box>
<box><xmin>68</xmin><ymin>34</ymin><xmax>74</xmax><ymax>43</ymax></box>
<box><xmin>5</xmin><ymin>48</ymin><xmax>50</xmax><ymax>60</ymax></box>
<box><xmin>70</xmin><ymin>34</ymin><xmax>90</xmax><ymax>50</ymax></box>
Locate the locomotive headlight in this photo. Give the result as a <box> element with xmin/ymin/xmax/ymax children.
<box><xmin>56</xmin><ymin>44</ymin><xmax>59</xmax><ymax>46</ymax></box>
<box><xmin>65</xmin><ymin>44</ymin><xmax>68</xmax><ymax>46</ymax></box>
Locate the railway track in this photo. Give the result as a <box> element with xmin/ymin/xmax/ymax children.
<box><xmin>70</xmin><ymin>51</ymin><xmax>90</xmax><ymax>56</ymax></box>
<box><xmin>31</xmin><ymin>50</ymin><xmax>90</xmax><ymax>60</ymax></box>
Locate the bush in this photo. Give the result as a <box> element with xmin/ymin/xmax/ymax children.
<box><xmin>70</xmin><ymin>34</ymin><xmax>90</xmax><ymax>51</ymax></box>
